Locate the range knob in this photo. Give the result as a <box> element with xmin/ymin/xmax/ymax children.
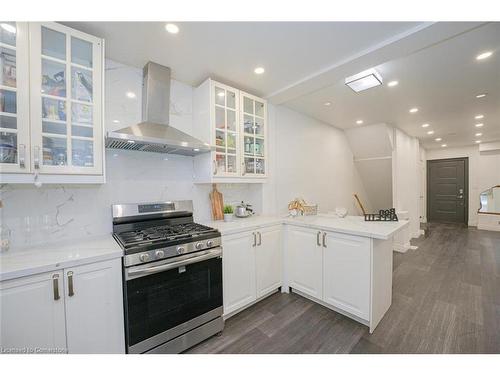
<box><xmin>195</xmin><ymin>242</ymin><xmax>204</xmax><ymax>250</ymax></box>
<box><xmin>155</xmin><ymin>250</ymin><xmax>165</xmax><ymax>259</ymax></box>
<box><xmin>206</xmin><ymin>240</ymin><xmax>214</xmax><ymax>247</ymax></box>
<box><xmin>176</xmin><ymin>246</ymin><xmax>185</xmax><ymax>255</ymax></box>
<box><xmin>139</xmin><ymin>253</ymin><xmax>150</xmax><ymax>263</ymax></box>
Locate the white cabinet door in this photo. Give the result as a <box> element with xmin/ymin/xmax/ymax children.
<box><xmin>255</xmin><ymin>226</ymin><xmax>282</xmax><ymax>298</ymax></box>
<box><xmin>286</xmin><ymin>226</ymin><xmax>323</xmax><ymax>299</ymax></box>
<box><xmin>29</xmin><ymin>22</ymin><xmax>103</xmax><ymax>176</ymax></box>
<box><xmin>322</xmin><ymin>232</ymin><xmax>371</xmax><ymax>320</ymax></box>
<box><xmin>64</xmin><ymin>259</ymin><xmax>125</xmax><ymax>353</ymax></box>
<box><xmin>0</xmin><ymin>22</ymin><xmax>31</xmax><ymax>174</ymax></box>
<box><xmin>0</xmin><ymin>271</ymin><xmax>67</xmax><ymax>353</ymax></box>
<box><xmin>222</xmin><ymin>231</ymin><xmax>256</xmax><ymax>315</ymax></box>
<box><xmin>212</xmin><ymin>81</ymin><xmax>240</xmax><ymax>177</ymax></box>
<box><xmin>240</xmin><ymin>91</ymin><xmax>267</xmax><ymax>178</ymax></box>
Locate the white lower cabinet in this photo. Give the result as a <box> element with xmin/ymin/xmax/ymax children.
<box><xmin>255</xmin><ymin>226</ymin><xmax>282</xmax><ymax>298</ymax></box>
<box><xmin>0</xmin><ymin>271</ymin><xmax>67</xmax><ymax>353</ymax></box>
<box><xmin>0</xmin><ymin>258</ymin><xmax>125</xmax><ymax>353</ymax></box>
<box><xmin>286</xmin><ymin>226</ymin><xmax>323</xmax><ymax>299</ymax></box>
<box><xmin>222</xmin><ymin>231</ymin><xmax>257</xmax><ymax>316</ymax></box>
<box><xmin>63</xmin><ymin>260</ymin><xmax>125</xmax><ymax>353</ymax></box>
<box><xmin>322</xmin><ymin>232</ymin><xmax>370</xmax><ymax>320</ymax></box>
<box><xmin>222</xmin><ymin>225</ymin><xmax>282</xmax><ymax>316</ymax></box>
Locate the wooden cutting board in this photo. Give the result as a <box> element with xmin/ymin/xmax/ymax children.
<box><xmin>210</xmin><ymin>184</ymin><xmax>224</xmax><ymax>220</ymax></box>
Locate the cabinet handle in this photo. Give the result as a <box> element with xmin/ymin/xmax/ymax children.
<box><xmin>67</xmin><ymin>271</ymin><xmax>74</xmax><ymax>297</ymax></box>
<box><xmin>213</xmin><ymin>160</ymin><xmax>217</xmax><ymax>175</ymax></box>
<box><xmin>257</xmin><ymin>232</ymin><xmax>262</xmax><ymax>246</ymax></box>
<box><xmin>322</xmin><ymin>232</ymin><xmax>327</xmax><ymax>248</ymax></box>
<box><xmin>19</xmin><ymin>144</ymin><xmax>26</xmax><ymax>168</ymax></box>
<box><xmin>34</xmin><ymin>146</ymin><xmax>40</xmax><ymax>169</ymax></box>
<box><xmin>52</xmin><ymin>274</ymin><xmax>60</xmax><ymax>301</ymax></box>
<box><xmin>252</xmin><ymin>232</ymin><xmax>256</xmax><ymax>247</ymax></box>
<box><xmin>317</xmin><ymin>231</ymin><xmax>321</xmax><ymax>246</ymax></box>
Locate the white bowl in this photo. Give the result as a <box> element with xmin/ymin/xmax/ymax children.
<box><xmin>335</xmin><ymin>207</ymin><xmax>348</xmax><ymax>218</ymax></box>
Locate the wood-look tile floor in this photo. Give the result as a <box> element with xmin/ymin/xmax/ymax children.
<box><xmin>187</xmin><ymin>223</ymin><xmax>500</xmax><ymax>354</ymax></box>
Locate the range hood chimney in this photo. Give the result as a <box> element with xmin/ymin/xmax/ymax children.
<box><xmin>106</xmin><ymin>62</ymin><xmax>212</xmax><ymax>156</ymax></box>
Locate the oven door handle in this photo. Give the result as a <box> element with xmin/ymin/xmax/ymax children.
<box><xmin>126</xmin><ymin>248</ymin><xmax>222</xmax><ymax>280</ymax></box>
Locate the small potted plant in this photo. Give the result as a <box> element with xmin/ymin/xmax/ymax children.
<box><xmin>223</xmin><ymin>205</ymin><xmax>234</xmax><ymax>222</ymax></box>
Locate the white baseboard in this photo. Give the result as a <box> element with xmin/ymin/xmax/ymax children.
<box><xmin>393</xmin><ymin>241</ymin><xmax>411</xmax><ymax>253</ymax></box>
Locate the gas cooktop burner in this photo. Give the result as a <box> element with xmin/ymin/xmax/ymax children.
<box><xmin>116</xmin><ymin>222</ymin><xmax>219</xmax><ymax>249</ymax></box>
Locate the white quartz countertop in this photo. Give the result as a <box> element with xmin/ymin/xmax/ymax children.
<box><xmin>0</xmin><ymin>234</ymin><xmax>123</xmax><ymax>282</ymax></box>
<box><xmin>203</xmin><ymin>214</ymin><xmax>408</xmax><ymax>240</ymax></box>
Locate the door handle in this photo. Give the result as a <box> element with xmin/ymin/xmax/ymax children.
<box><xmin>252</xmin><ymin>232</ymin><xmax>256</xmax><ymax>247</ymax></box>
<box><xmin>322</xmin><ymin>232</ymin><xmax>327</xmax><ymax>248</ymax></box>
<box><xmin>34</xmin><ymin>146</ymin><xmax>40</xmax><ymax>169</ymax></box>
<box><xmin>19</xmin><ymin>144</ymin><xmax>26</xmax><ymax>168</ymax></box>
<box><xmin>52</xmin><ymin>274</ymin><xmax>60</xmax><ymax>301</ymax></box>
<box><xmin>67</xmin><ymin>271</ymin><xmax>74</xmax><ymax>297</ymax></box>
<box><xmin>316</xmin><ymin>231</ymin><xmax>321</xmax><ymax>246</ymax></box>
<box><xmin>257</xmin><ymin>232</ymin><xmax>262</xmax><ymax>246</ymax></box>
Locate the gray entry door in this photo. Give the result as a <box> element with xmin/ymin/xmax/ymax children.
<box><xmin>427</xmin><ymin>158</ymin><xmax>468</xmax><ymax>224</ymax></box>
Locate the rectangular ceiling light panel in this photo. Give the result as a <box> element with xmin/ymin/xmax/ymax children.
<box><xmin>345</xmin><ymin>68</ymin><xmax>383</xmax><ymax>93</ymax></box>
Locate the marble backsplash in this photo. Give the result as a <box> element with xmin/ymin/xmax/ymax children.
<box><xmin>0</xmin><ymin>59</ymin><xmax>263</xmax><ymax>249</ymax></box>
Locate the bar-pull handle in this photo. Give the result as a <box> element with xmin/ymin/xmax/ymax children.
<box><xmin>19</xmin><ymin>144</ymin><xmax>26</xmax><ymax>168</ymax></box>
<box><xmin>52</xmin><ymin>274</ymin><xmax>60</xmax><ymax>301</ymax></box>
<box><xmin>322</xmin><ymin>232</ymin><xmax>327</xmax><ymax>248</ymax></box>
<box><xmin>257</xmin><ymin>232</ymin><xmax>262</xmax><ymax>246</ymax></box>
<box><xmin>252</xmin><ymin>232</ymin><xmax>256</xmax><ymax>247</ymax></box>
<box><xmin>34</xmin><ymin>146</ymin><xmax>40</xmax><ymax>169</ymax></box>
<box><xmin>67</xmin><ymin>271</ymin><xmax>74</xmax><ymax>297</ymax></box>
<box><xmin>316</xmin><ymin>231</ymin><xmax>321</xmax><ymax>246</ymax></box>
<box><xmin>213</xmin><ymin>160</ymin><xmax>217</xmax><ymax>175</ymax></box>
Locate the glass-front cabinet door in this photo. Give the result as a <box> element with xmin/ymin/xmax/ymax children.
<box><xmin>212</xmin><ymin>82</ymin><xmax>239</xmax><ymax>177</ymax></box>
<box><xmin>241</xmin><ymin>92</ymin><xmax>266</xmax><ymax>177</ymax></box>
<box><xmin>0</xmin><ymin>22</ymin><xmax>30</xmax><ymax>174</ymax></box>
<box><xmin>29</xmin><ymin>23</ymin><xmax>103</xmax><ymax>175</ymax></box>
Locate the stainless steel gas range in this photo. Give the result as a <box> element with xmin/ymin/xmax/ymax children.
<box><xmin>112</xmin><ymin>201</ymin><xmax>223</xmax><ymax>354</ymax></box>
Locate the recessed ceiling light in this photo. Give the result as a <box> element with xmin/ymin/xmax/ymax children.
<box><xmin>126</xmin><ymin>91</ymin><xmax>136</xmax><ymax>99</ymax></box>
<box><xmin>427</xmin><ymin>130</ymin><xmax>434</xmax><ymax>135</ymax></box>
<box><xmin>127</xmin><ymin>140</ymin><xmax>135</xmax><ymax>144</ymax></box>
<box><xmin>409</xmin><ymin>108</ymin><xmax>419</xmax><ymax>113</ymax></box>
<box><xmin>387</xmin><ymin>80</ymin><xmax>399</xmax><ymax>87</ymax></box>
<box><xmin>475</xmin><ymin>140</ymin><xmax>481</xmax><ymax>144</ymax></box>
<box><xmin>475</xmin><ymin>133</ymin><xmax>482</xmax><ymax>137</ymax></box>
<box><xmin>254</xmin><ymin>67</ymin><xmax>265</xmax><ymax>75</ymax></box>
<box><xmin>356</xmin><ymin>120</ymin><xmax>364</xmax><ymax>125</ymax></box>
<box><xmin>165</xmin><ymin>23</ymin><xmax>179</xmax><ymax>34</ymax></box>
<box><xmin>475</xmin><ymin>114</ymin><xmax>484</xmax><ymax>120</ymax></box>
<box><xmin>435</xmin><ymin>138</ymin><xmax>442</xmax><ymax>141</ymax></box>
<box><xmin>193</xmin><ymin>148</ymin><xmax>199</xmax><ymax>152</ymax></box>
<box><xmin>475</xmin><ymin>123</ymin><xmax>484</xmax><ymax>128</ymax></box>
<box><xmin>324</xmin><ymin>101</ymin><xmax>332</xmax><ymax>106</ymax></box>
<box><xmin>421</xmin><ymin>123</ymin><xmax>430</xmax><ymax>128</ymax></box>
<box><xmin>345</xmin><ymin>68</ymin><xmax>382</xmax><ymax>93</ymax></box>
<box><xmin>441</xmin><ymin>144</ymin><xmax>447</xmax><ymax>147</ymax></box>
<box><xmin>476</xmin><ymin>51</ymin><xmax>493</xmax><ymax>60</ymax></box>
<box><xmin>112</xmin><ymin>120</ymin><xmax>120</xmax><ymax>124</ymax></box>
<box><xmin>0</xmin><ymin>23</ymin><xmax>16</xmax><ymax>34</ymax></box>
<box><xmin>476</xmin><ymin>93</ymin><xmax>487</xmax><ymax>98</ymax></box>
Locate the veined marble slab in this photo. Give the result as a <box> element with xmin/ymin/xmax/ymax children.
<box><xmin>0</xmin><ymin>234</ymin><xmax>122</xmax><ymax>281</ymax></box>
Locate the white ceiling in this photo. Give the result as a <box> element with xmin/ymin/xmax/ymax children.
<box><xmin>285</xmin><ymin>22</ymin><xmax>500</xmax><ymax>150</ymax></box>
<box><xmin>64</xmin><ymin>21</ymin><xmax>500</xmax><ymax>150</ymax></box>
<box><xmin>63</xmin><ymin>21</ymin><xmax>422</xmax><ymax>97</ymax></box>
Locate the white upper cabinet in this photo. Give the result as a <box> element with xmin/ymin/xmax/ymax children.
<box><xmin>193</xmin><ymin>78</ymin><xmax>268</xmax><ymax>183</ymax></box>
<box><xmin>0</xmin><ymin>22</ymin><xmax>30</xmax><ymax>174</ymax></box>
<box><xmin>0</xmin><ymin>22</ymin><xmax>105</xmax><ymax>184</ymax></box>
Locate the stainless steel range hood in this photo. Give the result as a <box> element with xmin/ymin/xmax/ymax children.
<box><xmin>106</xmin><ymin>62</ymin><xmax>212</xmax><ymax>156</ymax></box>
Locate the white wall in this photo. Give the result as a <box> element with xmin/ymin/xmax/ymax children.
<box><xmin>426</xmin><ymin>145</ymin><xmax>500</xmax><ymax>226</ymax></box>
<box><xmin>265</xmin><ymin>105</ymin><xmax>371</xmax><ymax>216</ymax></box>
<box><xmin>393</xmin><ymin>128</ymin><xmax>421</xmax><ymax>238</ymax></box>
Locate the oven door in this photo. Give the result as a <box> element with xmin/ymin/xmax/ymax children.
<box><xmin>124</xmin><ymin>248</ymin><xmax>223</xmax><ymax>353</ymax></box>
